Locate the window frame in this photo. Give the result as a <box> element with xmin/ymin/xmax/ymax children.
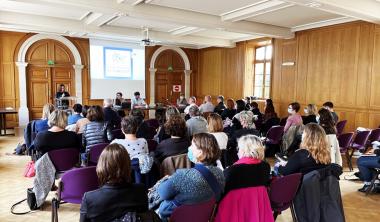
<box><xmin>253</xmin><ymin>43</ymin><xmax>272</xmax><ymax>99</ymax></box>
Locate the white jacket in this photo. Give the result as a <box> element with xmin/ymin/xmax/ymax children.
<box><xmin>326</xmin><ymin>134</ymin><xmax>342</xmax><ymax>166</ymax></box>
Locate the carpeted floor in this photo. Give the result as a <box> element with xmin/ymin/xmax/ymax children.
<box><xmin>0</xmin><ymin>133</ymin><xmax>379</xmax><ymax>222</ymax></box>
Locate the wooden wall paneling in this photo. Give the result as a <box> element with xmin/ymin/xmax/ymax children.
<box><xmin>280</xmin><ymin>40</ymin><xmax>297</xmax><ymax>104</ymax></box>
<box><xmin>244</xmin><ymin>42</ymin><xmax>254</xmax><ymax>97</ymax></box>
<box><xmin>272</xmin><ymin>39</ymin><xmax>283</xmax><ymax>103</ymax></box>
<box><xmin>295</xmin><ymin>33</ymin><xmax>308</xmax><ymax>104</ymax></box>
<box><xmin>370</xmin><ymin>27</ymin><xmax>380</xmax><ymax>109</ymax></box>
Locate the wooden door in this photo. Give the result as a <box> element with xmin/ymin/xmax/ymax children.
<box><xmin>26</xmin><ymin>39</ymin><xmax>75</xmax><ymax>120</ymax></box>
<box><xmin>27</xmin><ymin>66</ymin><xmax>52</xmax><ymax>120</ymax></box>
<box><xmin>154</xmin><ymin>50</ymin><xmax>185</xmax><ymax>104</ymax></box>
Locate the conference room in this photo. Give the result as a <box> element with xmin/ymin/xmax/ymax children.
<box><xmin>1</xmin><ymin>0</ymin><xmax>380</xmax><ymax>221</ymax></box>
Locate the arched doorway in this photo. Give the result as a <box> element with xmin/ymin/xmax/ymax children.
<box><xmin>16</xmin><ymin>34</ymin><xmax>83</xmax><ymax>126</ymax></box>
<box><xmin>149</xmin><ymin>46</ymin><xmax>191</xmax><ymax>106</ymax></box>
<box><xmin>26</xmin><ymin>39</ymin><xmax>75</xmax><ymax>119</ymax></box>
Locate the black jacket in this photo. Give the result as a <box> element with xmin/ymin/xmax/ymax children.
<box><xmin>103</xmin><ymin>107</ymin><xmax>121</xmax><ymax>129</ymax></box>
<box><xmin>302</xmin><ymin>115</ymin><xmax>317</xmax><ymax>125</ymax></box>
<box><xmin>80</xmin><ymin>183</ymin><xmax>148</xmax><ymax>222</ymax></box>
<box><xmin>221</xmin><ymin>109</ymin><xmax>237</xmax><ymax>120</ymax></box>
<box><xmin>294</xmin><ymin>164</ymin><xmax>345</xmax><ymax>222</ymax></box>
<box><xmin>214</xmin><ymin>102</ymin><xmax>226</xmax><ymax>115</ymax></box>
<box><xmin>278</xmin><ymin>149</ymin><xmax>327</xmax><ymax>176</ymax></box>
<box><xmin>82</xmin><ymin>121</ymin><xmax>112</xmax><ymax>148</ymax></box>
<box><xmin>154</xmin><ymin>137</ymin><xmax>190</xmax><ymax>163</ymax></box>
<box><xmin>223</xmin><ymin>161</ymin><xmax>270</xmax><ymax>196</ymax></box>
<box><xmin>34</xmin><ymin>130</ymin><xmax>80</xmax><ymax>155</ymax></box>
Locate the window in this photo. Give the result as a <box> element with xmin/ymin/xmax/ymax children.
<box><xmin>253</xmin><ymin>44</ymin><xmax>272</xmax><ymax>98</ymax></box>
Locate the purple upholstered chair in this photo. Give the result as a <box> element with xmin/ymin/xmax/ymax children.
<box><xmin>338</xmin><ymin>132</ymin><xmax>355</xmax><ymax>171</ymax></box>
<box><xmin>170</xmin><ymin>198</ymin><xmax>216</xmax><ymax>222</ymax></box>
<box><xmin>366</xmin><ymin>128</ymin><xmax>380</xmax><ymax>147</ymax></box>
<box><xmin>147</xmin><ymin>139</ymin><xmax>158</xmax><ymax>152</ymax></box>
<box><xmin>336</xmin><ymin>120</ymin><xmax>347</xmax><ymax>136</ymax></box>
<box><xmin>346</xmin><ymin>131</ymin><xmax>371</xmax><ymax>171</ymax></box>
<box><xmin>112</xmin><ymin>128</ymin><xmax>125</xmax><ymax>139</ymax></box>
<box><xmin>52</xmin><ymin>166</ymin><xmax>99</xmax><ymax>222</ymax></box>
<box><xmin>87</xmin><ymin>143</ymin><xmax>109</xmax><ymax>166</ymax></box>
<box><xmin>265</xmin><ymin>126</ymin><xmax>285</xmax><ymax>145</ymax></box>
<box><xmin>269</xmin><ymin>173</ymin><xmax>302</xmax><ymax>220</ymax></box>
<box><xmin>48</xmin><ymin>148</ymin><xmax>80</xmax><ymax>175</ymax></box>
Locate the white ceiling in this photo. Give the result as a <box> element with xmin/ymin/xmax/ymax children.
<box><xmin>0</xmin><ymin>0</ymin><xmax>379</xmax><ymax>48</ymax></box>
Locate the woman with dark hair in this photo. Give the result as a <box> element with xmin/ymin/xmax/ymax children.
<box><xmin>260</xmin><ymin>103</ymin><xmax>279</xmax><ymax>135</ymax></box>
<box><xmin>318</xmin><ymin>108</ymin><xmax>341</xmax><ymax>166</ymax></box>
<box><xmin>284</xmin><ymin>102</ymin><xmax>303</xmax><ymax>132</ymax></box>
<box><xmin>221</xmin><ymin>99</ymin><xmax>236</xmax><ymax>120</ymax></box>
<box><xmin>157</xmin><ymin>133</ymin><xmax>225</xmax><ymax>220</ymax></box>
<box><xmin>154</xmin><ymin>114</ymin><xmax>190</xmax><ymax>163</ymax></box>
<box><xmin>82</xmin><ymin>105</ymin><xmax>112</xmax><ymax>148</ymax></box>
<box><xmin>155</xmin><ymin>106</ymin><xmax>180</xmax><ymax>143</ymax></box>
<box><xmin>112</xmin><ymin>116</ymin><xmax>149</xmax><ymax>160</ymax></box>
<box><xmin>130</xmin><ymin>108</ymin><xmax>155</xmax><ymax>140</ymax></box>
<box><xmin>80</xmin><ymin>143</ymin><xmax>148</xmax><ymax>222</ymax></box>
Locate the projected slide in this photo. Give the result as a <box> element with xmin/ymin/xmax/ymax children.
<box><xmin>104</xmin><ymin>47</ymin><xmax>132</xmax><ymax>78</ymax></box>
<box><xmin>90</xmin><ymin>39</ymin><xmax>145</xmax><ymax>99</ymax></box>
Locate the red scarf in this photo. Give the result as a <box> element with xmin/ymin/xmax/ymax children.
<box><xmin>234</xmin><ymin>157</ymin><xmax>261</xmax><ymax>165</ymax></box>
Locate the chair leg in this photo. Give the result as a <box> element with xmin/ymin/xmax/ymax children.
<box><xmin>347</xmin><ymin>150</ymin><xmax>354</xmax><ymax>171</ymax></box>
<box><xmin>51</xmin><ymin>198</ymin><xmax>59</xmax><ymax>222</ymax></box>
<box><xmin>290</xmin><ymin>202</ymin><xmax>298</xmax><ymax>222</ymax></box>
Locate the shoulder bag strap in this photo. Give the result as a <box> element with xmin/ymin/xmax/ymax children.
<box><xmin>10</xmin><ymin>199</ymin><xmax>31</xmax><ymax>215</ymax></box>
<box><xmin>194</xmin><ymin>164</ymin><xmax>222</xmax><ymax>200</ymax></box>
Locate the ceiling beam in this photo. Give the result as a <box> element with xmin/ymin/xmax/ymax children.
<box><xmin>291</xmin><ymin>16</ymin><xmax>357</xmax><ymax>32</ymax></box>
<box><xmin>0</xmin><ymin>11</ymin><xmax>236</xmax><ymax>47</ymax></box>
<box><xmin>221</xmin><ymin>0</ymin><xmax>294</xmax><ymax>22</ymax></box>
<box><xmin>10</xmin><ymin>0</ymin><xmax>294</xmax><ymax>38</ymax></box>
<box><xmin>283</xmin><ymin>0</ymin><xmax>380</xmax><ymax>24</ymax></box>
<box><xmin>169</xmin><ymin>26</ymin><xmax>205</xmax><ymax>36</ymax></box>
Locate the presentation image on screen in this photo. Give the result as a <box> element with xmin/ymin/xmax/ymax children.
<box><xmin>90</xmin><ymin>39</ymin><xmax>145</xmax><ymax>99</ymax></box>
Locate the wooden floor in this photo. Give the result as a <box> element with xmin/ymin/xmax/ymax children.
<box><xmin>1</xmin><ymin>134</ymin><xmax>379</xmax><ymax>222</ymax></box>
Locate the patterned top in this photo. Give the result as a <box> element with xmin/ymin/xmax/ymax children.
<box><xmin>111</xmin><ymin>138</ymin><xmax>149</xmax><ymax>160</ymax></box>
<box><xmin>157</xmin><ymin>165</ymin><xmax>225</xmax><ymax>218</ymax></box>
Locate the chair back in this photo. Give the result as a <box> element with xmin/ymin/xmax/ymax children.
<box><xmin>147</xmin><ymin>139</ymin><xmax>158</xmax><ymax>152</ymax></box>
<box><xmin>280</xmin><ymin>117</ymin><xmax>287</xmax><ymax>126</ymax></box>
<box><xmin>352</xmin><ymin>130</ymin><xmax>371</xmax><ymax>150</ymax></box>
<box><xmin>48</xmin><ymin>148</ymin><xmax>80</xmax><ymax>172</ymax></box>
<box><xmin>59</xmin><ymin>166</ymin><xmax>99</xmax><ymax>204</ymax></box>
<box><xmin>336</xmin><ymin>120</ymin><xmax>347</xmax><ymax>136</ymax></box>
<box><xmin>269</xmin><ymin>173</ymin><xmax>302</xmax><ymax>212</ymax></box>
<box><xmin>265</xmin><ymin>126</ymin><xmax>284</xmax><ymax>145</ymax></box>
<box><xmin>145</xmin><ymin>119</ymin><xmax>160</xmax><ymax>130</ymax></box>
<box><xmin>170</xmin><ymin>198</ymin><xmax>216</xmax><ymax>222</ymax></box>
<box><xmin>338</xmin><ymin>132</ymin><xmax>354</xmax><ymax>152</ymax></box>
<box><xmin>160</xmin><ymin>153</ymin><xmax>192</xmax><ymax>177</ymax></box>
<box><xmin>368</xmin><ymin>128</ymin><xmax>380</xmax><ymax>145</ymax></box>
<box><xmin>87</xmin><ymin>143</ymin><xmax>109</xmax><ymax>165</ymax></box>
<box><xmin>112</xmin><ymin>128</ymin><xmax>125</xmax><ymax>139</ymax></box>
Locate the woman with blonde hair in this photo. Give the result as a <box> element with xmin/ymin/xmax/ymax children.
<box><xmin>34</xmin><ymin>103</ymin><xmax>55</xmax><ymax>133</ymax></box>
<box><xmin>302</xmin><ymin>104</ymin><xmax>318</xmax><ymax>125</ymax></box>
<box><xmin>34</xmin><ymin>109</ymin><xmax>80</xmax><ymax>155</ymax></box>
<box><xmin>278</xmin><ymin>123</ymin><xmax>330</xmax><ymax>175</ymax></box>
<box><xmin>223</xmin><ymin>135</ymin><xmax>270</xmax><ymax>195</ymax></box>
<box><xmin>207</xmin><ymin>113</ymin><xmax>228</xmax><ymax>150</ymax></box>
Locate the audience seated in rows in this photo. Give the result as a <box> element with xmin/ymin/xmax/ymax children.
<box><xmin>76</xmin><ymin>105</ymin><xmax>90</xmax><ymax>134</ymax></box>
<box><xmin>157</xmin><ymin>133</ymin><xmax>225</xmax><ymax>220</ymax></box>
<box><xmin>82</xmin><ymin>106</ymin><xmax>112</xmax><ymax>149</ymax></box>
<box><xmin>154</xmin><ymin>114</ymin><xmax>190</xmax><ymax>163</ymax></box>
<box><xmin>199</xmin><ymin>95</ymin><xmax>215</xmax><ymax>114</ymax></box>
<box><xmin>111</xmin><ymin>116</ymin><xmax>149</xmax><ymax>160</ymax></box>
<box><xmin>68</xmin><ymin>103</ymin><xmax>84</xmax><ymax>125</ymax></box>
<box><xmin>277</xmin><ymin>123</ymin><xmax>331</xmax><ymax>175</ymax></box>
<box><xmin>103</xmin><ymin>98</ymin><xmax>121</xmax><ymax>129</ymax></box>
<box><xmin>302</xmin><ymin>104</ymin><xmax>318</xmax><ymax>125</ymax></box>
<box><xmin>34</xmin><ymin>103</ymin><xmax>55</xmax><ymax>133</ymax></box>
<box><xmin>186</xmin><ymin>106</ymin><xmax>208</xmax><ymax>137</ymax></box>
<box><xmin>80</xmin><ymin>143</ymin><xmax>148</xmax><ymax>222</ymax></box>
<box><xmin>130</xmin><ymin>109</ymin><xmax>155</xmax><ymax>140</ymax></box>
<box><xmin>318</xmin><ymin>108</ymin><xmax>342</xmax><ymax>166</ymax></box>
<box><xmin>323</xmin><ymin>101</ymin><xmax>339</xmax><ymax>124</ymax></box>
<box><xmin>155</xmin><ymin>106</ymin><xmax>179</xmax><ymax>143</ymax></box>
<box><xmin>221</xmin><ymin>98</ymin><xmax>236</xmax><ymax>121</ymax></box>
<box><xmin>34</xmin><ymin>110</ymin><xmax>80</xmax><ymax>155</ymax></box>
<box><xmin>207</xmin><ymin>113</ymin><xmax>228</xmax><ymax>150</ymax></box>
<box><xmin>261</xmin><ymin>100</ymin><xmax>279</xmax><ymax>136</ymax></box>
<box><xmin>284</xmin><ymin>102</ymin><xmax>303</xmax><ymax>132</ymax></box>
<box><xmin>214</xmin><ymin>95</ymin><xmax>226</xmax><ymax>115</ymax></box>
<box><xmin>184</xmin><ymin>96</ymin><xmax>197</xmax><ymax>115</ymax></box>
